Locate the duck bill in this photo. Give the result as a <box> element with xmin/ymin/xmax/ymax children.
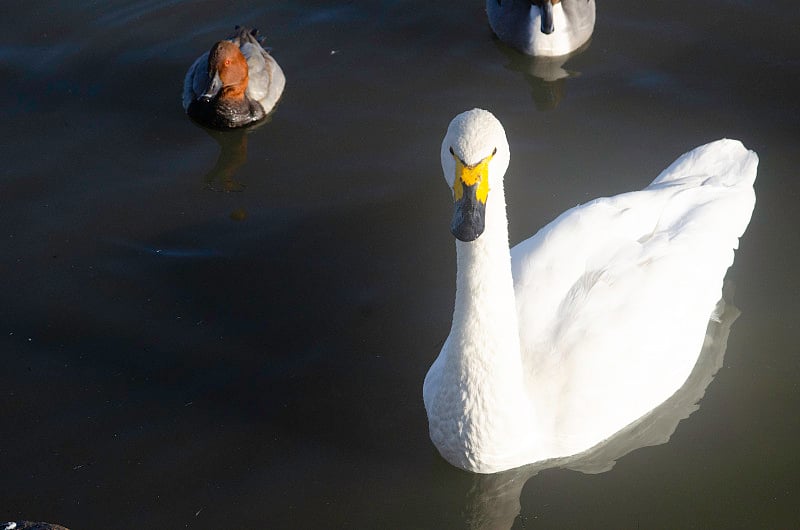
<box><xmin>200</xmin><ymin>70</ymin><xmax>223</xmax><ymax>101</ymax></box>
<box><xmin>450</xmin><ymin>154</ymin><xmax>492</xmax><ymax>242</ymax></box>
<box><xmin>540</xmin><ymin>0</ymin><xmax>555</xmax><ymax>35</ymax></box>
<box><xmin>451</xmin><ymin>183</ymin><xmax>487</xmax><ymax>242</ymax></box>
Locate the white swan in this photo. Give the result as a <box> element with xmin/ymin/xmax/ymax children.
<box><xmin>423</xmin><ymin>109</ymin><xmax>757</xmax><ymax>473</ymax></box>
<box><xmin>487</xmin><ymin>0</ymin><xmax>596</xmax><ymax>57</ymax></box>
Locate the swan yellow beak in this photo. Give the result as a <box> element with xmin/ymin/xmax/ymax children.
<box><xmin>451</xmin><ymin>149</ymin><xmax>494</xmax><ymax>242</ymax></box>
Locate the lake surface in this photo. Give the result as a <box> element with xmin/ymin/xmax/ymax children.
<box><xmin>2</xmin><ymin>1</ymin><xmax>799</xmax><ymax>528</ymax></box>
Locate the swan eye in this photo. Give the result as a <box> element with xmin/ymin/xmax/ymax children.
<box><xmin>449</xmin><ymin>146</ymin><xmax>455</xmax><ymax>156</ymax></box>
<box><xmin>492</xmin><ymin>147</ymin><xmax>497</xmax><ymax>156</ymax></box>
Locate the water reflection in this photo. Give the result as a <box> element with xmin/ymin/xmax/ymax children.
<box><xmin>494</xmin><ymin>39</ymin><xmax>591</xmax><ymax>110</ymax></box>
<box><xmin>201</xmin><ymin>127</ymin><xmax>251</xmax><ymax>193</ymax></box>
<box><xmin>194</xmin><ymin>120</ymin><xmax>274</xmax><ymax>222</ymax></box>
<box><xmin>463</xmin><ymin>283</ymin><xmax>740</xmax><ymax>529</ymax></box>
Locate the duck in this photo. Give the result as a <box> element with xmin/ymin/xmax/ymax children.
<box><xmin>183</xmin><ymin>26</ymin><xmax>286</xmax><ymax>129</ymax></box>
<box><xmin>487</xmin><ymin>0</ymin><xmax>596</xmax><ymax>56</ymax></box>
<box><xmin>423</xmin><ymin>109</ymin><xmax>757</xmax><ymax>474</ymax></box>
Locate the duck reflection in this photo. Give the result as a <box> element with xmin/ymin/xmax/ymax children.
<box><xmin>193</xmin><ymin>120</ymin><xmax>274</xmax><ymax>221</ymax></box>
<box><xmin>201</xmin><ymin>127</ymin><xmax>250</xmax><ymax>193</ymax></box>
<box><xmin>195</xmin><ymin>120</ymin><xmax>272</xmax><ymax>222</ymax></box>
<box><xmin>462</xmin><ymin>283</ymin><xmax>740</xmax><ymax>529</ymax></box>
<box><xmin>494</xmin><ymin>39</ymin><xmax>590</xmax><ymax>111</ymax></box>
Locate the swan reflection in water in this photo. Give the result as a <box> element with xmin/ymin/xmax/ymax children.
<box><xmin>494</xmin><ymin>39</ymin><xmax>591</xmax><ymax>111</ymax></box>
<box><xmin>461</xmin><ymin>283</ymin><xmax>740</xmax><ymax>529</ymax></box>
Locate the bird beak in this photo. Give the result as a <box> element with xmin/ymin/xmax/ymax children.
<box><xmin>540</xmin><ymin>1</ymin><xmax>555</xmax><ymax>35</ymax></box>
<box><xmin>450</xmin><ymin>150</ymin><xmax>494</xmax><ymax>242</ymax></box>
<box><xmin>199</xmin><ymin>70</ymin><xmax>223</xmax><ymax>101</ymax></box>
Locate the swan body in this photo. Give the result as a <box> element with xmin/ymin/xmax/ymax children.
<box><xmin>487</xmin><ymin>0</ymin><xmax>596</xmax><ymax>57</ymax></box>
<box><xmin>423</xmin><ymin>109</ymin><xmax>757</xmax><ymax>473</ymax></box>
<box><xmin>183</xmin><ymin>26</ymin><xmax>285</xmax><ymax>129</ymax></box>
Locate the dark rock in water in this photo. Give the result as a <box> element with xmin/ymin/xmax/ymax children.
<box><xmin>3</xmin><ymin>522</ymin><xmax>70</xmax><ymax>530</ymax></box>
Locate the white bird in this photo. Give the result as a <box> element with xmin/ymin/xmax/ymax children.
<box><xmin>487</xmin><ymin>0</ymin><xmax>596</xmax><ymax>57</ymax></box>
<box><xmin>423</xmin><ymin>109</ymin><xmax>757</xmax><ymax>473</ymax></box>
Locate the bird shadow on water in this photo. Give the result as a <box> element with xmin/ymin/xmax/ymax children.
<box><xmin>493</xmin><ymin>38</ymin><xmax>592</xmax><ymax>111</ymax></box>
<box><xmin>460</xmin><ymin>282</ymin><xmax>740</xmax><ymax>529</ymax></box>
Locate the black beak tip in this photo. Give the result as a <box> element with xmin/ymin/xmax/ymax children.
<box><xmin>450</xmin><ymin>219</ymin><xmax>484</xmax><ymax>242</ymax></box>
<box><xmin>540</xmin><ymin>1</ymin><xmax>555</xmax><ymax>34</ymax></box>
<box><xmin>450</xmin><ymin>181</ymin><xmax>487</xmax><ymax>242</ymax></box>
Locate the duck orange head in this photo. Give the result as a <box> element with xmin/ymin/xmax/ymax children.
<box><xmin>200</xmin><ymin>41</ymin><xmax>249</xmax><ymax>102</ymax></box>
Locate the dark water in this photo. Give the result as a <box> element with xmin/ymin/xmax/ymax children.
<box><xmin>2</xmin><ymin>1</ymin><xmax>799</xmax><ymax>528</ymax></box>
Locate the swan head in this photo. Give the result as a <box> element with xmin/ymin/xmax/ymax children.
<box><xmin>441</xmin><ymin>109</ymin><xmax>510</xmax><ymax>242</ymax></box>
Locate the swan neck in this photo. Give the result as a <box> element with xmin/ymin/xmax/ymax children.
<box><xmin>451</xmin><ymin>187</ymin><xmax>520</xmax><ymax>359</ymax></box>
<box><xmin>432</xmin><ymin>187</ymin><xmax>534</xmax><ymax>472</ymax></box>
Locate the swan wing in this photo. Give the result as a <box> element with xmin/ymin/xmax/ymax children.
<box><xmin>510</xmin><ymin>139</ymin><xmax>757</xmax><ymax>452</ymax></box>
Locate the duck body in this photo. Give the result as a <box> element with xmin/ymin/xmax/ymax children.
<box><xmin>487</xmin><ymin>0</ymin><xmax>596</xmax><ymax>56</ymax></box>
<box><xmin>423</xmin><ymin>109</ymin><xmax>757</xmax><ymax>473</ymax></box>
<box><xmin>183</xmin><ymin>26</ymin><xmax>285</xmax><ymax>129</ymax></box>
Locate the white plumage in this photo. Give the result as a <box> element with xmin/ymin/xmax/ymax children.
<box><xmin>423</xmin><ymin>109</ymin><xmax>757</xmax><ymax>473</ymax></box>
